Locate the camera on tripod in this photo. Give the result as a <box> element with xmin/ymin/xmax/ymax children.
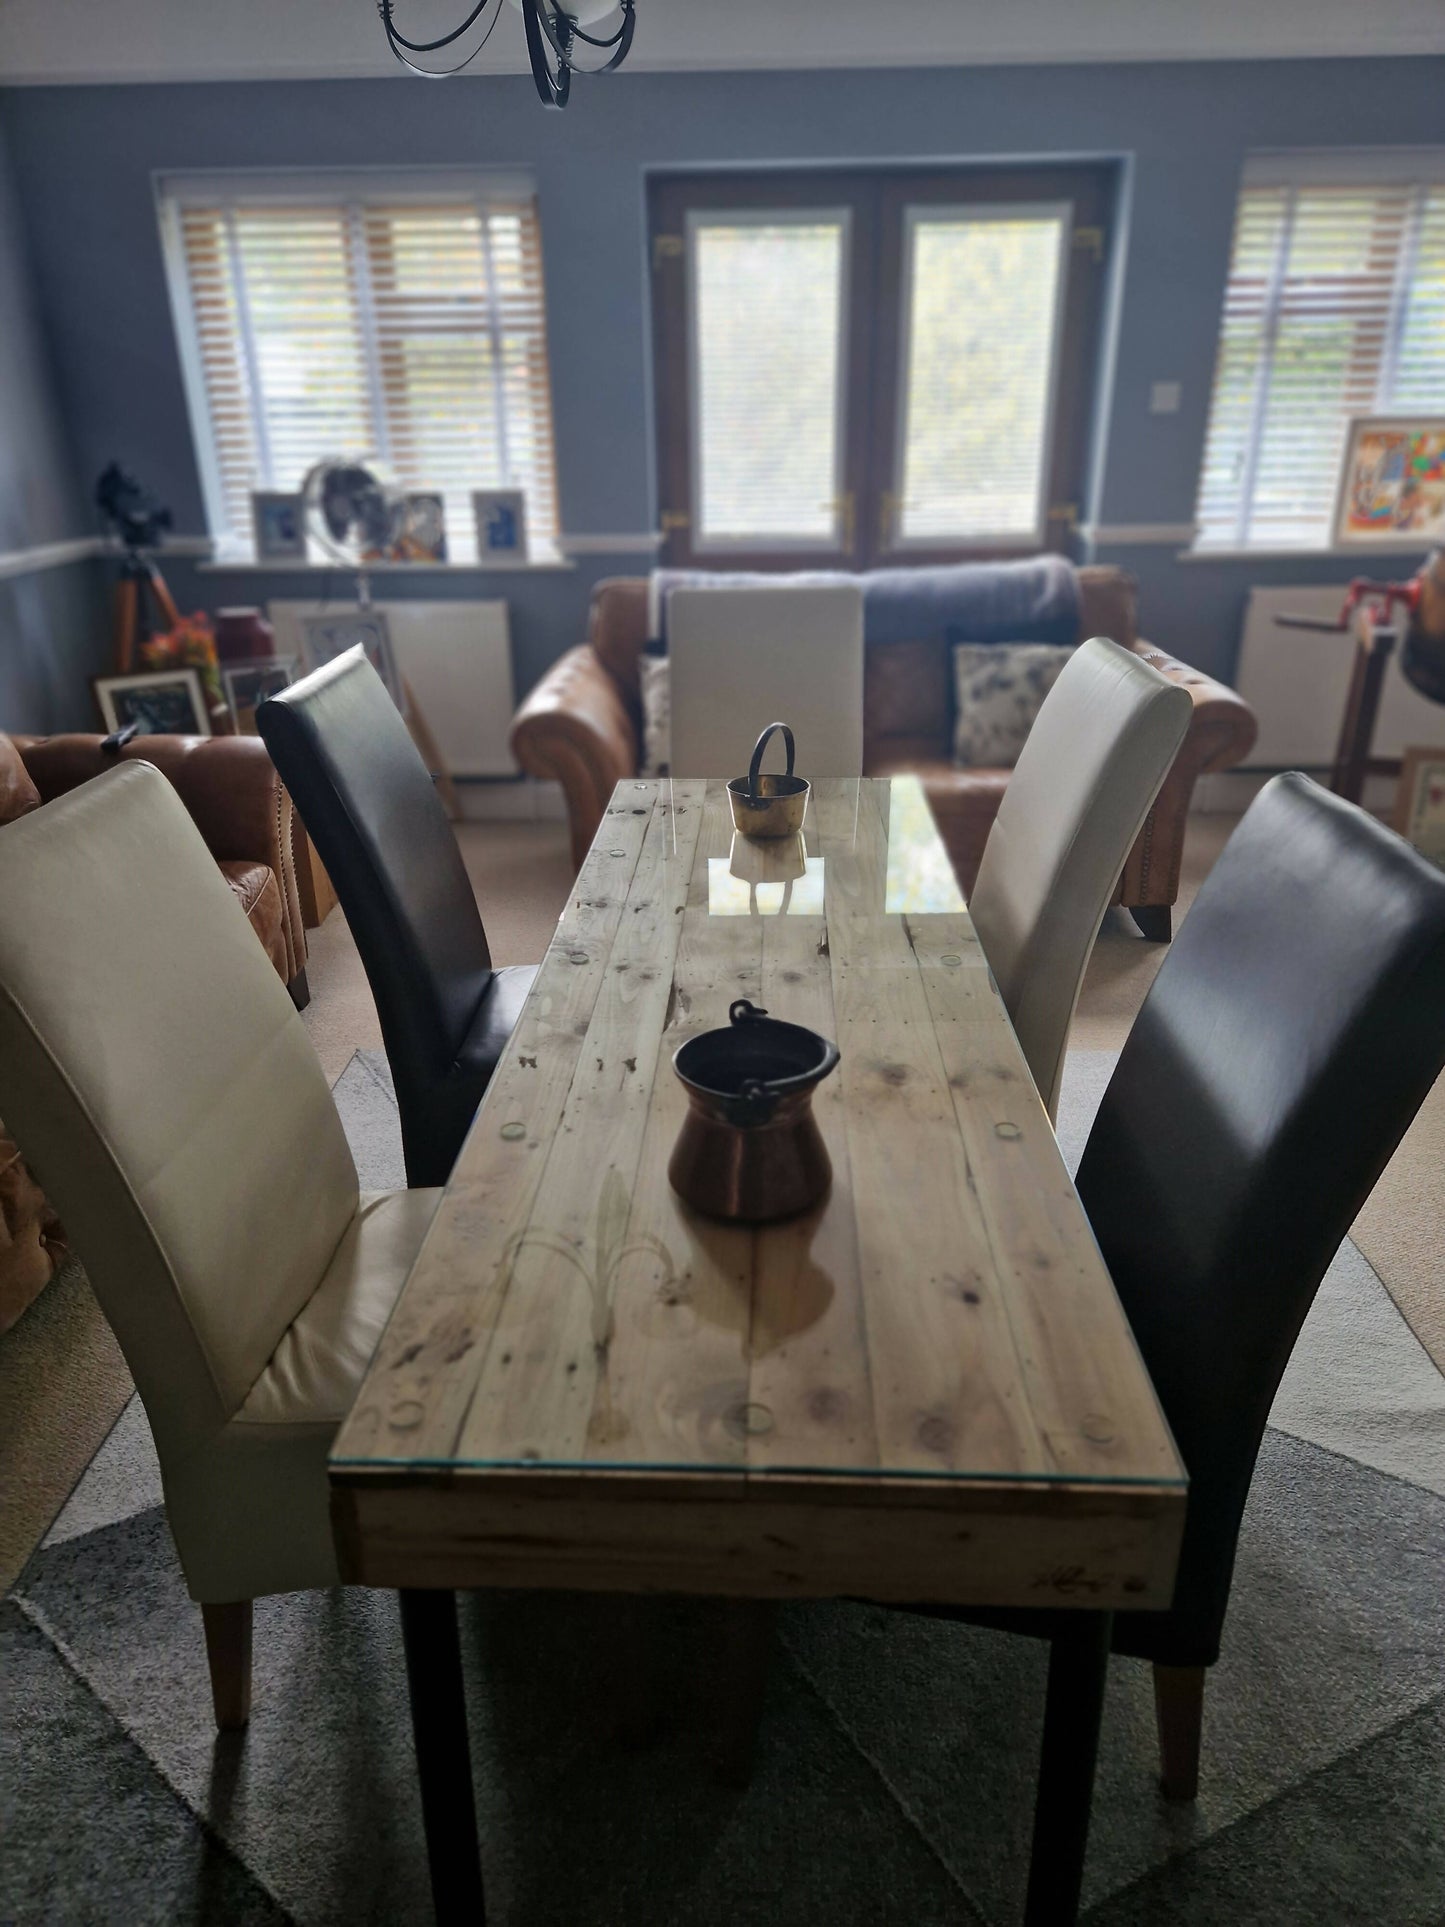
<box><xmin>95</xmin><ymin>462</ymin><xmax>183</xmax><ymax>670</ymax></box>
<box><xmin>95</xmin><ymin>462</ymin><xmax>173</xmax><ymax>559</ymax></box>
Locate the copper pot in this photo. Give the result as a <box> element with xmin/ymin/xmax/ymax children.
<box><xmin>669</xmin><ymin>1000</ymin><xmax>840</xmax><ymax>1223</ymax></box>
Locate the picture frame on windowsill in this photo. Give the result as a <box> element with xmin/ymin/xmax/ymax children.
<box><xmin>251</xmin><ymin>491</ymin><xmax>308</xmax><ymax>563</ymax></box>
<box><xmin>222</xmin><ymin>656</ymin><xmax>299</xmax><ymax>736</ymax></box>
<box><xmin>92</xmin><ymin>667</ymin><xmax>212</xmax><ymax>738</ymax></box>
<box><xmin>472</xmin><ymin>489</ymin><xmax>529</xmax><ymax>569</ymax></box>
<box><xmin>1333</xmin><ymin>418</ymin><xmax>1445</xmax><ymax>549</ymax></box>
<box><xmin>1394</xmin><ymin>744</ymin><xmax>1445</xmax><ymax>873</ymax></box>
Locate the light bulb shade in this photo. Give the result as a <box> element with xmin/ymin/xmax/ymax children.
<box><xmin>505</xmin><ymin>0</ymin><xmax>619</xmax><ymax>20</ymax></box>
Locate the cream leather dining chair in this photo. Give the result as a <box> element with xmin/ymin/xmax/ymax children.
<box><xmin>0</xmin><ymin>762</ymin><xmax>440</xmax><ymax>1728</ymax></box>
<box><xmin>968</xmin><ymin>635</ymin><xmax>1192</xmax><ymax>1121</ymax></box>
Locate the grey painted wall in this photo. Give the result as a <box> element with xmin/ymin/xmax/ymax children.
<box><xmin>1</xmin><ymin>57</ymin><xmax>1443</xmax><ymax>709</ymax></box>
<box><xmin>0</xmin><ymin>103</ymin><xmax>108</xmax><ymax>731</ymax></box>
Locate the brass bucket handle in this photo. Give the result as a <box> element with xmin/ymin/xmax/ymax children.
<box><xmin>747</xmin><ymin>721</ymin><xmax>795</xmax><ymax>798</ymax></box>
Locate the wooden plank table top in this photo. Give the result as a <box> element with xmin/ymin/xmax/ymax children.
<box><xmin>331</xmin><ymin>778</ymin><xmax>1185</xmax><ymax>1609</ymax></box>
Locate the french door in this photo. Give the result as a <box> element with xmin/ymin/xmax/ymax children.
<box><xmin>648</xmin><ymin>163</ymin><xmax>1116</xmax><ymax>571</ymax></box>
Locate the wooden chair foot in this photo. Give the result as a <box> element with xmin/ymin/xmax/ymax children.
<box><xmin>202</xmin><ymin>1600</ymin><xmax>254</xmax><ymax>1731</ymax></box>
<box><xmin>1153</xmin><ymin>1662</ymin><xmax>1204</xmax><ymax>1801</ymax></box>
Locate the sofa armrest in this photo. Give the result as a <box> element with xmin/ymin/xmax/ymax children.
<box><xmin>1116</xmin><ymin>640</ymin><xmax>1259</xmax><ymax>908</ymax></box>
<box><xmin>510</xmin><ymin>646</ymin><xmax>641</xmax><ymax>870</ymax></box>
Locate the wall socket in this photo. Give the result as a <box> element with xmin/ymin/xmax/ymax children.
<box><xmin>1149</xmin><ymin>381</ymin><xmax>1182</xmax><ymax>415</ymax></box>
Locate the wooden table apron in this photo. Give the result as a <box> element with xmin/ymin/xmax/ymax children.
<box><xmin>330</xmin><ymin>778</ymin><xmax>1185</xmax><ymax>1610</ymax></box>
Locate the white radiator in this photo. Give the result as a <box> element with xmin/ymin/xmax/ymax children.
<box><xmin>267</xmin><ymin>599</ymin><xmax>517</xmax><ymax>777</ymax></box>
<box><xmin>1234</xmin><ymin>585</ymin><xmax>1442</xmax><ymax>769</ymax></box>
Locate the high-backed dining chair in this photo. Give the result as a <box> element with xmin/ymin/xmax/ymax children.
<box><xmin>0</xmin><ymin>763</ymin><xmax>441</xmax><ymax>1729</ymax></box>
<box><xmin>258</xmin><ymin>648</ymin><xmax>537</xmax><ymax>1188</ymax></box>
<box><xmin>967</xmin><ymin>635</ymin><xmax>1192</xmax><ymax>1120</ymax></box>
<box><xmin>665</xmin><ymin>583</ymin><xmax>866</xmax><ymax>776</ymax></box>
<box><xmin>907</xmin><ymin>774</ymin><xmax>1445</xmax><ymax>1921</ymax></box>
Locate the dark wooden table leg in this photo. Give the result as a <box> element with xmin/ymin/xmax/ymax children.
<box><xmin>399</xmin><ymin>1589</ymin><xmax>485</xmax><ymax>1926</ymax></box>
<box><xmin>1024</xmin><ymin>1611</ymin><xmax>1112</xmax><ymax>1927</ymax></box>
<box><xmin>711</xmin><ymin>1600</ymin><xmax>779</xmax><ymax>1787</ymax></box>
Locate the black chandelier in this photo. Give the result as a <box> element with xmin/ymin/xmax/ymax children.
<box><xmin>379</xmin><ymin>0</ymin><xmax>636</xmax><ymax>108</ymax></box>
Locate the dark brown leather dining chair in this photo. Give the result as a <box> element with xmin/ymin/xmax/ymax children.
<box><xmin>909</xmin><ymin>772</ymin><xmax>1445</xmax><ymax>1924</ymax></box>
<box><xmin>258</xmin><ymin>649</ymin><xmax>537</xmax><ymax>1188</ymax></box>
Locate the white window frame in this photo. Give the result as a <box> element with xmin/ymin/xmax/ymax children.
<box><xmin>890</xmin><ymin>200</ymin><xmax>1072</xmax><ymax>554</ymax></box>
<box><xmin>684</xmin><ymin>205</ymin><xmax>852</xmax><ymax>555</ymax></box>
<box><xmin>1193</xmin><ymin>147</ymin><xmax>1445</xmax><ymax>556</ymax></box>
<box><xmin>156</xmin><ymin>166</ymin><xmax>553</xmax><ymax>563</ymax></box>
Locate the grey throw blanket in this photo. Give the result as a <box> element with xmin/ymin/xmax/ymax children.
<box><xmin>648</xmin><ymin>555</ymin><xmax>1078</xmax><ymax>651</ymax></box>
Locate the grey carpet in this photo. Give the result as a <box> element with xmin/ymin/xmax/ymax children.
<box><xmin>4</xmin><ymin>1048</ymin><xmax>1444</xmax><ymax>1926</ymax></box>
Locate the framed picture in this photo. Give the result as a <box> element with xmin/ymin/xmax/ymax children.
<box><xmin>222</xmin><ymin>656</ymin><xmax>298</xmax><ymax>736</ymax></box>
<box><xmin>251</xmin><ymin>491</ymin><xmax>308</xmax><ymax>562</ymax></box>
<box><xmin>93</xmin><ymin>667</ymin><xmax>211</xmax><ymax>737</ymax></box>
<box><xmin>299</xmin><ymin>607</ymin><xmax>402</xmax><ymax>706</ymax></box>
<box><xmin>1394</xmin><ymin>745</ymin><xmax>1445</xmax><ymax>872</ymax></box>
<box><xmin>388</xmin><ymin>492</ymin><xmax>448</xmax><ymax>564</ymax></box>
<box><xmin>472</xmin><ymin>489</ymin><xmax>529</xmax><ymax>568</ymax></box>
<box><xmin>1333</xmin><ymin>418</ymin><xmax>1445</xmax><ymax>548</ymax></box>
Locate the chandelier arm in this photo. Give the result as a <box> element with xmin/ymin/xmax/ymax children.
<box><xmin>522</xmin><ymin>0</ymin><xmax>572</xmax><ymax>106</ymax></box>
<box><xmin>377</xmin><ymin>0</ymin><xmax>500</xmax><ymax>56</ymax></box>
<box><xmin>565</xmin><ymin>3</ymin><xmax>632</xmax><ymax>49</ymax></box>
<box><xmin>571</xmin><ymin>2</ymin><xmax>635</xmax><ymax>69</ymax></box>
<box><xmin>379</xmin><ymin>0</ymin><xmax>504</xmax><ymax>74</ymax></box>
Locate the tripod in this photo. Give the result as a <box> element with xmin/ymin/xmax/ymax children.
<box><xmin>113</xmin><ymin>548</ymin><xmax>181</xmax><ymax>672</ymax></box>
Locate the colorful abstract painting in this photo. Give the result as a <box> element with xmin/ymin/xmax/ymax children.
<box><xmin>1335</xmin><ymin>418</ymin><xmax>1445</xmax><ymax>547</ymax></box>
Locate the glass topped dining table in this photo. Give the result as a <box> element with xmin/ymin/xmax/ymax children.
<box><xmin>330</xmin><ymin>776</ymin><xmax>1185</xmax><ymax>1925</ymax></box>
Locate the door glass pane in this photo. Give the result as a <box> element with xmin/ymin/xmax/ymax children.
<box><xmin>691</xmin><ymin>212</ymin><xmax>847</xmax><ymax>547</ymax></box>
<box><xmin>896</xmin><ymin>207</ymin><xmax>1067</xmax><ymax>545</ymax></box>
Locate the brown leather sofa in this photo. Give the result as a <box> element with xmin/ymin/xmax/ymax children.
<box><xmin>3</xmin><ymin>732</ymin><xmax>309</xmax><ymax>1001</ymax></box>
<box><xmin>510</xmin><ymin>569</ymin><xmax>1258</xmax><ymax>939</ymax></box>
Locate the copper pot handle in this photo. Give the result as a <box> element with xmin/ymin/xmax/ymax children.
<box><xmin>747</xmin><ymin>722</ymin><xmax>795</xmax><ymax>798</ymax></box>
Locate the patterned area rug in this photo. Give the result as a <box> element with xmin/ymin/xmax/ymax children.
<box><xmin>4</xmin><ymin>1050</ymin><xmax>1444</xmax><ymax>1926</ymax></box>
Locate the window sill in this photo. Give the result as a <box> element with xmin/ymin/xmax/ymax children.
<box><xmin>1180</xmin><ymin>541</ymin><xmax>1433</xmax><ymax>563</ymax></box>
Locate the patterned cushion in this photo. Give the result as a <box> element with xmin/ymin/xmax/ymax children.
<box><xmin>952</xmin><ymin>643</ymin><xmax>1073</xmax><ymax>768</ymax></box>
<box><xmin>639</xmin><ymin>654</ymin><xmax>671</xmax><ymax>778</ymax></box>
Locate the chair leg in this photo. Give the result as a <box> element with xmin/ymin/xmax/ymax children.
<box><xmin>1130</xmin><ymin>904</ymin><xmax>1172</xmax><ymax>943</ymax></box>
<box><xmin>1024</xmin><ymin>1611</ymin><xmax>1112</xmax><ymax>1927</ymax></box>
<box><xmin>1153</xmin><ymin>1662</ymin><xmax>1205</xmax><ymax>1801</ymax></box>
<box><xmin>201</xmin><ymin>1600</ymin><xmax>253</xmax><ymax>1731</ymax></box>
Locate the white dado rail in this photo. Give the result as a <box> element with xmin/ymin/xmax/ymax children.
<box><xmin>0</xmin><ymin>531</ymin><xmax>663</xmax><ymax>580</ymax></box>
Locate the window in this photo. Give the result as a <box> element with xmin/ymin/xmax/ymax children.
<box><xmin>650</xmin><ymin>165</ymin><xmax>1114</xmax><ymax>570</ymax></box>
<box><xmin>1196</xmin><ymin>153</ymin><xmax>1445</xmax><ymax>550</ymax></box>
<box><xmin>159</xmin><ymin>171</ymin><xmax>560</xmax><ymax>562</ymax></box>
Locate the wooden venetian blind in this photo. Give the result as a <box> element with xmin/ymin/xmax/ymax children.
<box><xmin>1196</xmin><ymin>161</ymin><xmax>1445</xmax><ymax>550</ymax></box>
<box><xmin>160</xmin><ymin>174</ymin><xmax>560</xmax><ymax>561</ymax></box>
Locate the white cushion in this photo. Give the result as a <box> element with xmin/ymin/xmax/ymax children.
<box><xmin>952</xmin><ymin>642</ymin><xmax>1073</xmax><ymax>767</ymax></box>
<box><xmin>639</xmin><ymin>653</ymin><xmax>671</xmax><ymax>778</ymax></box>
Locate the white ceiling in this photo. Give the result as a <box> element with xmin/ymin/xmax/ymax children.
<box><xmin>2</xmin><ymin>0</ymin><xmax>1443</xmax><ymax>86</ymax></box>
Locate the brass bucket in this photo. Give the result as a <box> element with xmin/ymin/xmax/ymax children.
<box><xmin>727</xmin><ymin>722</ymin><xmax>810</xmax><ymax>840</ymax></box>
